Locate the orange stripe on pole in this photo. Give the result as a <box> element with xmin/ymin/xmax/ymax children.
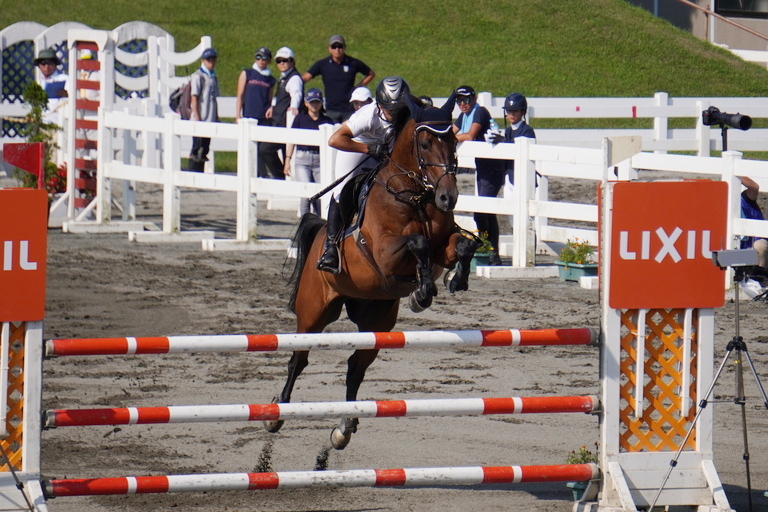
<box><xmin>51</xmin><ymin>477</ymin><xmax>129</xmax><ymax>496</ymax></box>
<box><xmin>482</xmin><ymin>397</ymin><xmax>517</xmax><ymax>414</ymax></box>
<box><xmin>482</xmin><ymin>466</ymin><xmax>516</xmax><ymax>483</ymax></box>
<box><xmin>246</xmin><ymin>334</ymin><xmax>278</xmax><ymax>351</ymax></box>
<box><xmin>517</xmin><ymin>328</ymin><xmax>593</xmax><ymax>346</ymax></box>
<box><xmin>137</xmin><ymin>407</ymin><xmax>171</xmax><ymax>424</ymax></box>
<box><xmin>134</xmin><ymin>337</ymin><xmax>172</xmax><ymax>354</ymax></box>
<box><xmin>375</xmin><ymin>469</ymin><xmax>407</xmax><ymax>486</ymax></box>
<box><xmin>248</xmin><ymin>472</ymin><xmax>279</xmax><ymax>489</ymax></box>
<box><xmin>374</xmin><ymin>332</ymin><xmax>406</xmax><ymax>349</ymax></box>
<box><xmin>248</xmin><ymin>403</ymin><xmax>280</xmax><ymax>421</ymax></box>
<box><xmin>520</xmin><ymin>464</ymin><xmax>595</xmax><ymax>482</ymax></box>
<box><xmin>51</xmin><ymin>338</ymin><xmax>129</xmax><ymax>355</ymax></box>
<box><xmin>479</xmin><ymin>330</ymin><xmax>514</xmax><ymax>346</ymax></box>
<box><xmin>519</xmin><ymin>396</ymin><xmax>596</xmax><ymax>414</ymax></box>
<box><xmin>375</xmin><ymin>400</ymin><xmax>407</xmax><ymax>417</ymax></box>
<box><xmin>135</xmin><ymin>476</ymin><xmax>170</xmax><ymax>493</ymax></box>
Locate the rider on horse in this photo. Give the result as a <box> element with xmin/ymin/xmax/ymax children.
<box><xmin>316</xmin><ymin>76</ymin><xmax>413</xmax><ymax>274</ymax></box>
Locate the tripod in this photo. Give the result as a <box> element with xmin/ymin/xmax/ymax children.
<box><xmin>649</xmin><ymin>267</ymin><xmax>768</xmax><ymax>512</ymax></box>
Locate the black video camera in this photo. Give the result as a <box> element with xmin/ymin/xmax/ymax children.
<box><xmin>701</xmin><ymin>106</ymin><xmax>752</xmax><ymax>131</ymax></box>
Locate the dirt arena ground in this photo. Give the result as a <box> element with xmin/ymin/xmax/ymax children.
<box><xmin>33</xmin><ymin>176</ymin><xmax>768</xmax><ymax>512</ymax></box>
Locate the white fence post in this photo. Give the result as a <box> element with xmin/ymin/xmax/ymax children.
<box><xmin>318</xmin><ymin>123</ymin><xmax>337</xmax><ymax>218</ymax></box>
<box><xmin>162</xmin><ymin>112</ymin><xmax>181</xmax><ymax>233</ymax></box>
<box><xmin>653</xmin><ymin>92</ymin><xmax>669</xmax><ymax>154</ymax></box>
<box><xmin>512</xmin><ymin>137</ymin><xmax>536</xmax><ymax>267</ymax></box>
<box><xmin>236</xmin><ymin>119</ymin><xmax>257</xmax><ymax>242</ymax></box>
<box><xmin>696</xmin><ymin>100</ymin><xmax>711</xmax><ymax>157</ymax></box>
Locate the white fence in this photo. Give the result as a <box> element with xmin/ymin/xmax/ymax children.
<box><xmin>71</xmin><ymin>102</ymin><xmax>768</xmax><ymax>268</ymax></box>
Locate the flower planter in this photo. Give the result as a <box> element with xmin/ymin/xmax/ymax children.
<box><xmin>555</xmin><ymin>261</ymin><xmax>598</xmax><ymax>282</ymax></box>
<box><xmin>470</xmin><ymin>254</ymin><xmax>491</xmax><ymax>272</ymax></box>
<box><xmin>566</xmin><ymin>481</ymin><xmax>588</xmax><ymax>501</ymax></box>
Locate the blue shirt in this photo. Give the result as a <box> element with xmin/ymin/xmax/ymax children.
<box><xmin>290</xmin><ymin>112</ymin><xmax>334</xmax><ymax>152</ymax></box>
<box><xmin>242</xmin><ymin>68</ymin><xmax>275</xmax><ymax>120</ymax></box>
<box><xmin>740</xmin><ymin>190</ymin><xmax>765</xmax><ymax>249</ymax></box>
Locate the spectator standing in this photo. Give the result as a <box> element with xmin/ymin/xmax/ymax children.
<box><xmin>739</xmin><ymin>176</ymin><xmax>768</xmax><ymax>271</ymax></box>
<box><xmin>488</xmin><ymin>92</ymin><xmax>536</xmax><ymax>230</ymax></box>
<box><xmin>302</xmin><ymin>35</ymin><xmax>375</xmax><ymax>123</ymax></box>
<box><xmin>235</xmin><ymin>47</ymin><xmax>282</xmax><ymax>178</ymax></box>
<box><xmin>452</xmin><ymin>85</ymin><xmax>504</xmax><ymax>265</ymax></box>
<box><xmin>34</xmin><ymin>48</ymin><xmax>69</xmax><ymax>124</ymax></box>
<box><xmin>349</xmin><ymin>86</ymin><xmax>373</xmax><ymax>112</ymax></box>
<box><xmin>265</xmin><ymin>47</ymin><xmax>303</xmax><ymax>178</ymax></box>
<box><xmin>189</xmin><ymin>48</ymin><xmax>219</xmax><ymax>172</ymax></box>
<box><xmin>283</xmin><ymin>88</ymin><xmax>334</xmax><ymax>216</ymax></box>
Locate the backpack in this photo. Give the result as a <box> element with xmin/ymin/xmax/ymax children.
<box><xmin>168</xmin><ymin>72</ymin><xmax>203</xmax><ymax>120</ymax></box>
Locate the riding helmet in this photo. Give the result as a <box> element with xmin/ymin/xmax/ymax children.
<box><xmin>504</xmin><ymin>92</ymin><xmax>528</xmax><ymax>112</ymax></box>
<box><xmin>375</xmin><ymin>76</ymin><xmax>410</xmax><ymax>111</ymax></box>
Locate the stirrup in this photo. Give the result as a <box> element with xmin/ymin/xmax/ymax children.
<box><xmin>317</xmin><ymin>245</ymin><xmax>341</xmax><ymax>275</ymax></box>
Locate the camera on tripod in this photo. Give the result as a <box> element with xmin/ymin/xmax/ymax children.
<box><xmin>701</xmin><ymin>106</ymin><xmax>752</xmax><ymax>131</ymax></box>
<box><xmin>711</xmin><ymin>248</ymin><xmax>758</xmax><ymax>270</ymax></box>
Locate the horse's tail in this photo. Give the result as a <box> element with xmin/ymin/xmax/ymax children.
<box><xmin>288</xmin><ymin>213</ymin><xmax>326</xmax><ymax>313</ymax></box>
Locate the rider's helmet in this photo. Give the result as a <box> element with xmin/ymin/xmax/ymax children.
<box><xmin>375</xmin><ymin>76</ymin><xmax>410</xmax><ymax>112</ymax></box>
<box><xmin>504</xmin><ymin>92</ymin><xmax>528</xmax><ymax>112</ymax></box>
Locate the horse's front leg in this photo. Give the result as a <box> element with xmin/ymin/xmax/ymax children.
<box><xmin>404</xmin><ymin>233</ymin><xmax>437</xmax><ymax>312</ymax></box>
<box><xmin>446</xmin><ymin>232</ymin><xmax>480</xmax><ymax>293</ymax></box>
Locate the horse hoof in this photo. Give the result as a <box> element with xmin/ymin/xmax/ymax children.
<box><xmin>443</xmin><ymin>269</ymin><xmax>456</xmax><ymax>288</ymax></box>
<box><xmin>330</xmin><ymin>427</ymin><xmax>352</xmax><ymax>450</ymax></box>
<box><xmin>264</xmin><ymin>419</ymin><xmax>284</xmax><ymax>433</ymax></box>
<box><xmin>409</xmin><ymin>292</ymin><xmax>428</xmax><ymax>313</ymax></box>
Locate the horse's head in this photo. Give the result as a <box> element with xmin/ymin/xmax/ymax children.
<box><xmin>389</xmin><ymin>110</ymin><xmax>458</xmax><ymax>212</ymax></box>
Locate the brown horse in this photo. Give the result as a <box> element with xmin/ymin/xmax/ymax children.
<box><xmin>266</xmin><ymin>110</ymin><xmax>478</xmax><ymax>449</ymax></box>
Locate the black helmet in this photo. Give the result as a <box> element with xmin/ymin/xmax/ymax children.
<box><xmin>504</xmin><ymin>92</ymin><xmax>527</xmax><ymax>112</ymax></box>
<box><xmin>375</xmin><ymin>76</ymin><xmax>410</xmax><ymax>111</ymax></box>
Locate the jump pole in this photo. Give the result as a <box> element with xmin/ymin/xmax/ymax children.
<box><xmin>45</xmin><ymin>327</ymin><xmax>597</xmax><ymax>356</ymax></box>
<box><xmin>44</xmin><ymin>463</ymin><xmax>600</xmax><ymax>497</ymax></box>
<box><xmin>45</xmin><ymin>395</ymin><xmax>600</xmax><ymax>428</ymax></box>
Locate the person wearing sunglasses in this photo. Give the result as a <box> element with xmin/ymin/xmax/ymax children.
<box><xmin>302</xmin><ymin>35</ymin><xmax>375</xmax><ymax>124</ymax></box>
<box><xmin>34</xmin><ymin>48</ymin><xmax>70</xmax><ymax>123</ymax></box>
<box><xmin>452</xmin><ymin>85</ymin><xmax>505</xmax><ymax>266</ymax></box>
<box><xmin>235</xmin><ymin>47</ymin><xmax>282</xmax><ymax>179</ymax></box>
<box><xmin>264</xmin><ymin>47</ymin><xmax>304</xmax><ymax>179</ymax></box>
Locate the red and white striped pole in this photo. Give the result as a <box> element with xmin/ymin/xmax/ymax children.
<box><xmin>45</xmin><ymin>328</ymin><xmax>597</xmax><ymax>356</ymax></box>
<box><xmin>46</xmin><ymin>395</ymin><xmax>599</xmax><ymax>428</ymax></box>
<box><xmin>45</xmin><ymin>463</ymin><xmax>599</xmax><ymax>497</ymax></box>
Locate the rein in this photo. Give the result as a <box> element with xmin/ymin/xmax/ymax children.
<box><xmin>379</xmin><ymin>121</ymin><xmax>457</xmax><ymax>207</ymax></box>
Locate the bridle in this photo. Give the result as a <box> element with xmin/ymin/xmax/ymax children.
<box><xmin>383</xmin><ymin>121</ymin><xmax>457</xmax><ymax>205</ymax></box>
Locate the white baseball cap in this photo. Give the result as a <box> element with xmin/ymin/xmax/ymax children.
<box><xmin>349</xmin><ymin>87</ymin><xmax>372</xmax><ymax>103</ymax></box>
<box><xmin>275</xmin><ymin>47</ymin><xmax>294</xmax><ymax>60</ymax></box>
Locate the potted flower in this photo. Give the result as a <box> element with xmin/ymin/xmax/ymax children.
<box><xmin>555</xmin><ymin>239</ymin><xmax>598</xmax><ymax>282</ymax></box>
<box><xmin>565</xmin><ymin>444</ymin><xmax>599</xmax><ymax>501</ymax></box>
<box><xmin>470</xmin><ymin>232</ymin><xmax>494</xmax><ymax>271</ymax></box>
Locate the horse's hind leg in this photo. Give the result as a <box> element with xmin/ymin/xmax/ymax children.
<box><xmin>264</xmin><ymin>350</ymin><xmax>309</xmax><ymax>433</ymax></box>
<box><xmin>330</xmin><ymin>299</ymin><xmax>398</xmax><ymax>450</ymax></box>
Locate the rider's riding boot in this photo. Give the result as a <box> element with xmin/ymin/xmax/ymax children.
<box><xmin>317</xmin><ymin>199</ymin><xmax>343</xmax><ymax>274</ymax></box>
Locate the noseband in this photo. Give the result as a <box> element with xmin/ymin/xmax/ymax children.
<box><xmin>384</xmin><ymin>121</ymin><xmax>457</xmax><ymax>205</ymax></box>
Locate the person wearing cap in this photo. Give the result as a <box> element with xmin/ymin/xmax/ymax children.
<box><xmin>188</xmin><ymin>48</ymin><xmax>220</xmax><ymax>171</ymax></box>
<box><xmin>316</xmin><ymin>76</ymin><xmax>411</xmax><ymax>274</ymax></box>
<box><xmin>302</xmin><ymin>35</ymin><xmax>375</xmax><ymax>124</ymax></box>
<box><xmin>264</xmin><ymin>47</ymin><xmax>303</xmax><ymax>179</ymax></box>
<box><xmin>34</xmin><ymin>48</ymin><xmax>70</xmax><ymax>122</ymax></box>
<box><xmin>349</xmin><ymin>86</ymin><xmax>373</xmax><ymax>112</ymax></box>
<box><xmin>235</xmin><ymin>47</ymin><xmax>281</xmax><ymax>178</ymax></box>
<box><xmin>487</xmin><ymin>93</ymin><xmax>536</xmax><ymax>231</ymax></box>
<box><xmin>283</xmin><ymin>88</ymin><xmax>334</xmax><ymax>216</ymax></box>
<box><xmin>452</xmin><ymin>85</ymin><xmax>505</xmax><ymax>265</ymax></box>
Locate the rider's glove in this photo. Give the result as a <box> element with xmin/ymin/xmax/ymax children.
<box><xmin>367</xmin><ymin>142</ymin><xmax>388</xmax><ymax>159</ymax></box>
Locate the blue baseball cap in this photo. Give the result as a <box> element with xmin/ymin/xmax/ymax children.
<box><xmin>202</xmin><ymin>48</ymin><xmax>218</xmax><ymax>60</ymax></box>
<box><xmin>306</xmin><ymin>88</ymin><xmax>323</xmax><ymax>103</ymax></box>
